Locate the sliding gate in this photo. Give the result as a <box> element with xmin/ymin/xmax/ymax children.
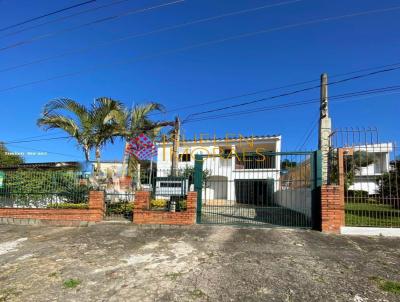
<box><xmin>194</xmin><ymin>151</ymin><xmax>321</xmax><ymax>228</ymax></box>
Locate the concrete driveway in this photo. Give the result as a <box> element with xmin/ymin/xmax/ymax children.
<box><xmin>0</xmin><ymin>224</ymin><xmax>399</xmax><ymax>301</ymax></box>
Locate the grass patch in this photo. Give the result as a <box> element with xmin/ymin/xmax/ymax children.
<box><xmin>370</xmin><ymin>277</ymin><xmax>400</xmax><ymax>294</ymax></box>
<box><xmin>345</xmin><ymin>203</ymin><xmax>400</xmax><ymax>227</ymax></box>
<box><xmin>48</xmin><ymin>272</ymin><xmax>58</xmax><ymax>277</ymax></box>
<box><xmin>63</xmin><ymin>278</ymin><xmax>81</xmax><ymax>289</ymax></box>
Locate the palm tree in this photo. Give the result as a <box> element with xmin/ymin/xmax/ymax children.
<box><xmin>90</xmin><ymin>97</ymin><xmax>124</xmax><ymax>174</ymax></box>
<box><xmin>38</xmin><ymin>97</ymin><xmax>124</xmax><ymax>175</ymax></box>
<box><xmin>114</xmin><ymin>102</ymin><xmax>166</xmax><ymax>177</ymax></box>
<box><xmin>37</xmin><ymin>98</ymin><xmax>94</xmax><ymax>161</ymax></box>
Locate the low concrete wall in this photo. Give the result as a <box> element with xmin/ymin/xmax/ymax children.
<box><xmin>341</xmin><ymin>227</ymin><xmax>400</xmax><ymax>237</ymax></box>
<box><xmin>0</xmin><ymin>191</ymin><xmax>104</xmax><ymax>226</ymax></box>
<box><xmin>274</xmin><ymin>188</ymin><xmax>312</xmax><ymax>219</ymax></box>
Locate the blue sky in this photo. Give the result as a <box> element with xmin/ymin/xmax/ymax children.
<box><xmin>0</xmin><ymin>0</ymin><xmax>399</xmax><ymax>163</ymax></box>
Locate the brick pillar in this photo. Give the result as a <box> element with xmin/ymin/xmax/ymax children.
<box><xmin>321</xmin><ymin>185</ymin><xmax>345</xmax><ymax>233</ymax></box>
<box><xmin>88</xmin><ymin>191</ymin><xmax>105</xmax><ymax>222</ymax></box>
<box><xmin>135</xmin><ymin>191</ymin><xmax>150</xmax><ymax>210</ymax></box>
<box><xmin>89</xmin><ymin>191</ymin><xmax>105</xmax><ymax>211</ymax></box>
<box><xmin>186</xmin><ymin>191</ymin><xmax>197</xmax><ymax>213</ymax></box>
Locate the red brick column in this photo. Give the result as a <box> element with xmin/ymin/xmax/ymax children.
<box><xmin>88</xmin><ymin>191</ymin><xmax>105</xmax><ymax>221</ymax></box>
<box><xmin>321</xmin><ymin>185</ymin><xmax>345</xmax><ymax>233</ymax></box>
<box><xmin>135</xmin><ymin>191</ymin><xmax>150</xmax><ymax>210</ymax></box>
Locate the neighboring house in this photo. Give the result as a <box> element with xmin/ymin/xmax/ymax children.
<box><xmin>92</xmin><ymin>160</ymin><xmax>124</xmax><ymax>178</ymax></box>
<box><xmin>348</xmin><ymin>143</ymin><xmax>393</xmax><ymax>195</ymax></box>
<box><xmin>155</xmin><ymin>135</ymin><xmax>282</xmax><ymax>203</ymax></box>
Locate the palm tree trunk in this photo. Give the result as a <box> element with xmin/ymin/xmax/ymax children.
<box><xmin>121</xmin><ymin>141</ymin><xmax>129</xmax><ymax>177</ymax></box>
<box><xmin>95</xmin><ymin>146</ymin><xmax>101</xmax><ymax>176</ymax></box>
<box><xmin>83</xmin><ymin>146</ymin><xmax>90</xmax><ymax>162</ymax></box>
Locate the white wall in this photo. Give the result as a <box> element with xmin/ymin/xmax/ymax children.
<box><xmin>274</xmin><ymin>188</ymin><xmax>312</xmax><ymax>219</ymax></box>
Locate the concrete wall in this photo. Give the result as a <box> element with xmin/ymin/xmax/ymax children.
<box><xmin>274</xmin><ymin>188</ymin><xmax>312</xmax><ymax>219</ymax></box>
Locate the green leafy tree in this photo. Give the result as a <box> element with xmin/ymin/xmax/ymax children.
<box><xmin>0</xmin><ymin>143</ymin><xmax>24</xmax><ymax>167</ymax></box>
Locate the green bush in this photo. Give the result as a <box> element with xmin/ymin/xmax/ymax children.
<box><xmin>47</xmin><ymin>203</ymin><xmax>89</xmax><ymax>209</ymax></box>
<box><xmin>178</xmin><ymin>200</ymin><xmax>187</xmax><ymax>211</ymax></box>
<box><xmin>106</xmin><ymin>202</ymin><xmax>134</xmax><ymax>214</ymax></box>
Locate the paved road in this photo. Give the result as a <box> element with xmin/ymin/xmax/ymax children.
<box><xmin>0</xmin><ymin>224</ymin><xmax>399</xmax><ymax>301</ymax></box>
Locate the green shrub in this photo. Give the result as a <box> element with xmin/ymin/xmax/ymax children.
<box><xmin>106</xmin><ymin>202</ymin><xmax>134</xmax><ymax>214</ymax></box>
<box><xmin>47</xmin><ymin>203</ymin><xmax>88</xmax><ymax>209</ymax></box>
<box><xmin>178</xmin><ymin>200</ymin><xmax>187</xmax><ymax>211</ymax></box>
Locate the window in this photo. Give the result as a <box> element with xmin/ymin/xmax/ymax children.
<box><xmin>179</xmin><ymin>153</ymin><xmax>191</xmax><ymax>162</ymax></box>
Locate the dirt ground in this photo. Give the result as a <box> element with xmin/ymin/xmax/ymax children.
<box><xmin>0</xmin><ymin>223</ymin><xmax>399</xmax><ymax>302</ymax></box>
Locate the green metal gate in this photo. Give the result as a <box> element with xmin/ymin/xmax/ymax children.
<box><xmin>194</xmin><ymin>151</ymin><xmax>321</xmax><ymax>228</ymax></box>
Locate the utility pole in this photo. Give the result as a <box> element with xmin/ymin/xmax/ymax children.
<box><xmin>170</xmin><ymin>116</ymin><xmax>180</xmax><ymax>176</ymax></box>
<box><xmin>319</xmin><ymin>73</ymin><xmax>332</xmax><ymax>185</ymax></box>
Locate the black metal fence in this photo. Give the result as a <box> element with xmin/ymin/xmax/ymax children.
<box><xmin>195</xmin><ymin>152</ymin><xmax>316</xmax><ymax>228</ymax></box>
<box><xmin>0</xmin><ymin>170</ymin><xmax>89</xmax><ymax>208</ymax></box>
<box><xmin>104</xmin><ymin>192</ymin><xmax>134</xmax><ymax>220</ymax></box>
<box><xmin>329</xmin><ymin>128</ymin><xmax>400</xmax><ymax>227</ymax></box>
<box><xmin>137</xmin><ymin>168</ymin><xmax>192</xmax><ymax>211</ymax></box>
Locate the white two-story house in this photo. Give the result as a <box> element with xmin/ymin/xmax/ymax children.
<box><xmin>155</xmin><ymin>135</ymin><xmax>281</xmax><ymax>205</ymax></box>
<box><xmin>348</xmin><ymin>143</ymin><xmax>393</xmax><ymax>195</ymax></box>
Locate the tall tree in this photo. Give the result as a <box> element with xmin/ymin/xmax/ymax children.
<box><xmin>90</xmin><ymin>97</ymin><xmax>124</xmax><ymax>174</ymax></box>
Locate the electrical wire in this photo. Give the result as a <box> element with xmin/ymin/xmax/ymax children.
<box><xmin>148</xmin><ymin>61</ymin><xmax>400</xmax><ymax>117</ymax></box>
<box><xmin>0</xmin><ymin>0</ymin><xmax>302</xmax><ymax>73</ymax></box>
<box><xmin>1</xmin><ymin>5</ymin><xmax>399</xmax><ymax>93</ymax></box>
<box><xmin>183</xmin><ymin>66</ymin><xmax>400</xmax><ymax>122</ymax></box>
<box><xmin>0</xmin><ymin>0</ymin><xmax>96</xmax><ymax>32</ymax></box>
<box><xmin>0</xmin><ymin>0</ymin><xmax>185</xmax><ymax>52</ymax></box>
<box><xmin>184</xmin><ymin>84</ymin><xmax>400</xmax><ymax>123</ymax></box>
<box><xmin>1</xmin><ymin>136</ymin><xmax>71</xmax><ymax>144</ymax></box>
<box><xmin>4</xmin><ymin>144</ymin><xmax>82</xmax><ymax>159</ymax></box>
<box><xmin>0</xmin><ymin>0</ymin><xmax>134</xmax><ymax>39</ymax></box>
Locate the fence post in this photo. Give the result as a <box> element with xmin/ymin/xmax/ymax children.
<box><xmin>194</xmin><ymin>154</ymin><xmax>203</xmax><ymax>223</ymax></box>
<box><xmin>312</xmin><ymin>150</ymin><xmax>322</xmax><ymax>230</ymax></box>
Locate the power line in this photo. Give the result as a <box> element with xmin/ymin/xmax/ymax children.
<box><xmin>184</xmin><ymin>84</ymin><xmax>400</xmax><ymax>123</ymax></box>
<box><xmin>4</xmin><ymin>144</ymin><xmax>82</xmax><ymax>159</ymax></box>
<box><xmin>3</xmin><ymin>84</ymin><xmax>400</xmax><ymax>154</ymax></box>
<box><xmin>0</xmin><ymin>0</ymin><xmax>134</xmax><ymax>40</ymax></box>
<box><xmin>0</xmin><ymin>0</ymin><xmax>96</xmax><ymax>32</ymax></box>
<box><xmin>1</xmin><ymin>136</ymin><xmax>70</xmax><ymax>144</ymax></box>
<box><xmin>0</xmin><ymin>0</ymin><xmax>185</xmax><ymax>52</ymax></box>
<box><xmin>1</xmin><ymin>5</ymin><xmax>399</xmax><ymax>94</ymax></box>
<box><xmin>0</xmin><ymin>131</ymin><xmax>65</xmax><ymax>144</ymax></box>
<box><xmin>149</xmin><ymin>61</ymin><xmax>400</xmax><ymax>117</ymax></box>
<box><xmin>183</xmin><ymin>66</ymin><xmax>400</xmax><ymax>122</ymax></box>
<box><xmin>295</xmin><ymin>115</ymin><xmax>319</xmax><ymax>151</ymax></box>
<box><xmin>0</xmin><ymin>0</ymin><xmax>302</xmax><ymax>73</ymax></box>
